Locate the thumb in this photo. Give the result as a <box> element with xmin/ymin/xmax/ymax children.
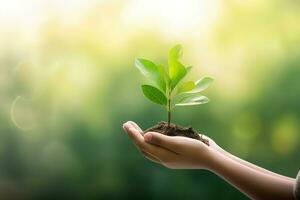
<box><xmin>144</xmin><ymin>132</ymin><xmax>179</xmax><ymax>154</ymax></box>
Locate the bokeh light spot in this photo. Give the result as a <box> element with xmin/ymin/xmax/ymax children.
<box><xmin>271</xmin><ymin>115</ymin><xmax>298</xmax><ymax>155</ymax></box>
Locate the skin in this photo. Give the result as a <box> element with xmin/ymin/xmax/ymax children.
<box><xmin>122</xmin><ymin>121</ymin><xmax>295</xmax><ymax>200</ymax></box>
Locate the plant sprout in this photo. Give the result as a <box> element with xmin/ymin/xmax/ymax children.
<box><xmin>135</xmin><ymin>44</ymin><xmax>213</xmax><ymax>127</ymax></box>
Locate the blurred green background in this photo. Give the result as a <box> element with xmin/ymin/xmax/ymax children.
<box><xmin>0</xmin><ymin>0</ymin><xmax>299</xmax><ymax>199</ymax></box>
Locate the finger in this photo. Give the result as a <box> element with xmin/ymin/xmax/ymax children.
<box><xmin>124</xmin><ymin>124</ymin><xmax>178</xmax><ymax>161</ymax></box>
<box><xmin>141</xmin><ymin>150</ymin><xmax>161</xmax><ymax>164</ymax></box>
<box><xmin>123</xmin><ymin>121</ymin><xmax>136</xmax><ymax>133</ymax></box>
<box><xmin>123</xmin><ymin>122</ymin><xmax>160</xmax><ymax>159</ymax></box>
<box><xmin>124</xmin><ymin>124</ymin><xmax>156</xmax><ymax>160</ymax></box>
<box><xmin>143</xmin><ymin>132</ymin><xmax>181</xmax><ymax>154</ymax></box>
<box><xmin>127</xmin><ymin>121</ymin><xmax>143</xmax><ymax>133</ymax></box>
<box><xmin>123</xmin><ymin>122</ymin><xmax>144</xmax><ymax>144</ymax></box>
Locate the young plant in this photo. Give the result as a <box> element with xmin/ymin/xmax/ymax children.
<box><xmin>135</xmin><ymin>44</ymin><xmax>213</xmax><ymax>127</ymax></box>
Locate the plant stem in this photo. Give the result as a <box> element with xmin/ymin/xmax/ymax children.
<box><xmin>168</xmin><ymin>100</ymin><xmax>171</xmax><ymax>127</ymax></box>
<box><xmin>167</xmin><ymin>90</ymin><xmax>171</xmax><ymax>127</ymax></box>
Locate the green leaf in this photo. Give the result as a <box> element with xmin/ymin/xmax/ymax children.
<box><xmin>141</xmin><ymin>85</ymin><xmax>167</xmax><ymax>106</ymax></box>
<box><xmin>175</xmin><ymin>95</ymin><xmax>209</xmax><ymax>106</ymax></box>
<box><xmin>169</xmin><ymin>61</ymin><xmax>187</xmax><ymax>90</ymax></box>
<box><xmin>168</xmin><ymin>44</ymin><xmax>187</xmax><ymax>90</ymax></box>
<box><xmin>157</xmin><ymin>64</ymin><xmax>170</xmax><ymax>87</ymax></box>
<box><xmin>186</xmin><ymin>77</ymin><xmax>214</xmax><ymax>94</ymax></box>
<box><xmin>169</xmin><ymin>44</ymin><xmax>183</xmax><ymax>60</ymax></box>
<box><xmin>135</xmin><ymin>58</ymin><xmax>166</xmax><ymax>92</ymax></box>
<box><xmin>177</xmin><ymin>81</ymin><xmax>195</xmax><ymax>94</ymax></box>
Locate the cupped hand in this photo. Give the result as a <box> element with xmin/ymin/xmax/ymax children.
<box><xmin>123</xmin><ymin>121</ymin><xmax>217</xmax><ymax>169</ymax></box>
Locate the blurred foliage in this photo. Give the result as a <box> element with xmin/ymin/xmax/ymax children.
<box><xmin>0</xmin><ymin>0</ymin><xmax>299</xmax><ymax>199</ymax></box>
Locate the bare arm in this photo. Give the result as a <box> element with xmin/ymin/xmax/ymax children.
<box><xmin>123</xmin><ymin>121</ymin><xmax>296</xmax><ymax>200</ymax></box>
<box><xmin>209</xmin><ymin>149</ymin><xmax>295</xmax><ymax>200</ymax></box>
<box><xmin>204</xmin><ymin>136</ymin><xmax>295</xmax><ymax>182</ymax></box>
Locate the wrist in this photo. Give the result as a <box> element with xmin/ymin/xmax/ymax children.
<box><xmin>201</xmin><ymin>147</ymin><xmax>222</xmax><ymax>170</ymax></box>
<box><xmin>204</xmin><ymin>147</ymin><xmax>225</xmax><ymax>171</ymax></box>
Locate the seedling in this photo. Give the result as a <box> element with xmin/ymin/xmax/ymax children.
<box><xmin>135</xmin><ymin>44</ymin><xmax>213</xmax><ymax>144</ymax></box>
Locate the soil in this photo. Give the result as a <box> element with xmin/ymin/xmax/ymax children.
<box><xmin>144</xmin><ymin>121</ymin><xmax>209</xmax><ymax>146</ymax></box>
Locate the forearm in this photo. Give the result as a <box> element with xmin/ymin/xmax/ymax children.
<box><xmin>217</xmin><ymin>147</ymin><xmax>295</xmax><ymax>182</ymax></box>
<box><xmin>207</xmin><ymin>149</ymin><xmax>295</xmax><ymax>200</ymax></box>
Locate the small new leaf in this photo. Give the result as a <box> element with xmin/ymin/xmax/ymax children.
<box><xmin>169</xmin><ymin>60</ymin><xmax>187</xmax><ymax>90</ymax></box>
<box><xmin>169</xmin><ymin>44</ymin><xmax>183</xmax><ymax>60</ymax></box>
<box><xmin>186</xmin><ymin>77</ymin><xmax>214</xmax><ymax>94</ymax></box>
<box><xmin>157</xmin><ymin>64</ymin><xmax>170</xmax><ymax>86</ymax></box>
<box><xmin>176</xmin><ymin>95</ymin><xmax>209</xmax><ymax>106</ymax></box>
<box><xmin>177</xmin><ymin>81</ymin><xmax>195</xmax><ymax>94</ymax></box>
<box><xmin>169</xmin><ymin>45</ymin><xmax>187</xmax><ymax>90</ymax></box>
<box><xmin>141</xmin><ymin>85</ymin><xmax>167</xmax><ymax>106</ymax></box>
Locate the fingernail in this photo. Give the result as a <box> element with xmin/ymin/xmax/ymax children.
<box><xmin>144</xmin><ymin>133</ymin><xmax>152</xmax><ymax>142</ymax></box>
<box><xmin>124</xmin><ymin>122</ymin><xmax>131</xmax><ymax>127</ymax></box>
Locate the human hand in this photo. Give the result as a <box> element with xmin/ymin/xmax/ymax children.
<box><xmin>123</xmin><ymin>121</ymin><xmax>217</xmax><ymax>170</ymax></box>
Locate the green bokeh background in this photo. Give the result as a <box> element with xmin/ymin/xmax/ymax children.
<box><xmin>0</xmin><ymin>0</ymin><xmax>299</xmax><ymax>199</ymax></box>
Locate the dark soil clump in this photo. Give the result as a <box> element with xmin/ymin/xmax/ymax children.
<box><xmin>145</xmin><ymin>121</ymin><xmax>209</xmax><ymax>146</ymax></box>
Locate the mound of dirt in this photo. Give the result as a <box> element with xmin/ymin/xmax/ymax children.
<box><xmin>144</xmin><ymin>121</ymin><xmax>209</xmax><ymax>146</ymax></box>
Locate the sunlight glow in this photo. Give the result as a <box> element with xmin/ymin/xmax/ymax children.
<box><xmin>122</xmin><ymin>0</ymin><xmax>221</xmax><ymax>39</ymax></box>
